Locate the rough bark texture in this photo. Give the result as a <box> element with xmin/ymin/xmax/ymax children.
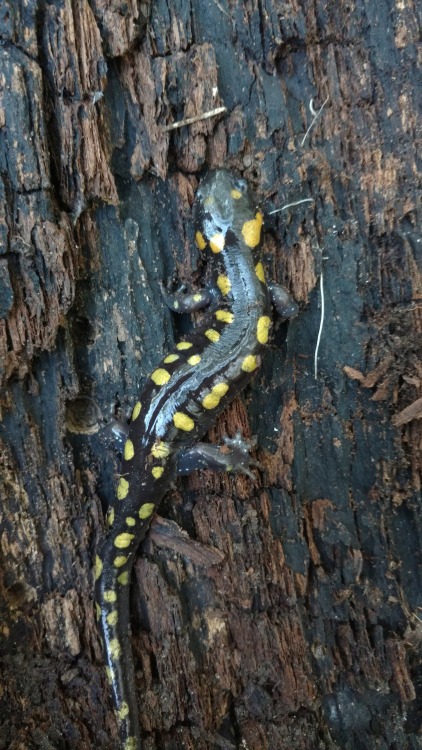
<box><xmin>0</xmin><ymin>1</ymin><xmax>420</xmax><ymax>749</ymax></box>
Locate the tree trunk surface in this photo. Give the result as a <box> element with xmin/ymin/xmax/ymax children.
<box><xmin>0</xmin><ymin>1</ymin><xmax>420</xmax><ymax>749</ymax></box>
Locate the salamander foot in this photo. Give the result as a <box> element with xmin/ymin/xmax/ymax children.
<box><xmin>177</xmin><ymin>430</ymin><xmax>261</xmax><ymax>480</ymax></box>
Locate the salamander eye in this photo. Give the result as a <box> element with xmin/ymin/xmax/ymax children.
<box><xmin>230</xmin><ymin>177</ymin><xmax>248</xmax><ymax>201</ymax></box>
<box><xmin>232</xmin><ymin>178</ymin><xmax>247</xmax><ymax>193</ymax></box>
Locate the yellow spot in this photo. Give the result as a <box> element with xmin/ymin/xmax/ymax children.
<box><xmin>151</xmin><ymin>368</ymin><xmax>171</xmax><ymax>385</ymax></box>
<box><xmin>139</xmin><ymin>502</ymin><xmax>155</xmax><ymax>519</ymax></box>
<box><xmin>94</xmin><ymin>555</ymin><xmax>103</xmax><ymax>581</ymax></box>
<box><xmin>103</xmin><ymin>590</ymin><xmax>117</xmax><ymax>603</ymax></box>
<box><xmin>195</xmin><ymin>231</ymin><xmax>207</xmax><ymax>250</ymax></box>
<box><xmin>173</xmin><ymin>301</ymin><xmax>179</xmax><ymax>309</ymax></box>
<box><xmin>255</xmin><ymin>262</ymin><xmax>265</xmax><ymax>283</ymax></box>
<box><xmin>116</xmin><ymin>477</ymin><xmax>129</xmax><ymax>500</ymax></box>
<box><xmin>106</xmin><ymin>610</ymin><xmax>118</xmax><ymax>627</ymax></box>
<box><xmin>205</xmin><ymin>329</ymin><xmax>220</xmax><ymax>342</ymax></box>
<box><xmin>257</xmin><ymin>315</ymin><xmax>272</xmax><ymax>344</ymax></box>
<box><xmin>202</xmin><ymin>382</ymin><xmax>229</xmax><ymax>409</ymax></box>
<box><xmin>117</xmin><ymin>701</ymin><xmax>130</xmax><ymax>721</ymax></box>
<box><xmin>210</xmin><ymin>233</ymin><xmax>225</xmax><ymax>253</ymax></box>
<box><xmin>114</xmin><ymin>533</ymin><xmax>135</xmax><ymax>549</ymax></box>
<box><xmin>217</xmin><ymin>275</ymin><xmax>231</xmax><ymax>296</ymax></box>
<box><xmin>213</xmin><ymin>383</ymin><xmax>229</xmax><ymax>398</ymax></box>
<box><xmin>106</xmin><ymin>666</ymin><xmax>113</xmax><ymax>684</ymax></box>
<box><xmin>173</xmin><ymin>411</ymin><xmax>195</xmax><ymax>431</ymax></box>
<box><xmin>124</xmin><ymin>439</ymin><xmax>134</xmax><ymax>461</ymax></box>
<box><xmin>107</xmin><ymin>507</ymin><xmax>115</xmax><ymax>527</ymax></box>
<box><xmin>118</xmin><ymin>571</ymin><xmax>130</xmax><ymax>585</ymax></box>
<box><xmin>202</xmin><ymin>393</ymin><xmax>218</xmax><ymax>409</ymax></box>
<box><xmin>151</xmin><ymin>440</ymin><xmax>170</xmax><ymax>459</ymax></box>
<box><xmin>176</xmin><ymin>341</ymin><xmax>193</xmax><ymax>350</ymax></box>
<box><xmin>187</xmin><ymin>354</ymin><xmax>201</xmax><ymax>365</ymax></box>
<box><xmin>164</xmin><ymin>353</ymin><xmax>179</xmax><ymax>364</ymax></box>
<box><xmin>132</xmin><ymin>401</ymin><xmax>142</xmax><ymax>421</ymax></box>
<box><xmin>192</xmin><ymin>293</ymin><xmax>202</xmax><ymax>302</ymax></box>
<box><xmin>215</xmin><ymin>310</ymin><xmax>234</xmax><ymax>324</ymax></box>
<box><xmin>124</xmin><ymin>739</ymin><xmax>138</xmax><ymax>750</ymax></box>
<box><xmin>152</xmin><ymin>466</ymin><xmax>164</xmax><ymax>479</ymax></box>
<box><xmin>126</xmin><ymin>516</ymin><xmax>136</xmax><ymax>526</ymax></box>
<box><xmin>95</xmin><ymin>602</ymin><xmax>101</xmax><ymax>620</ymax></box>
<box><xmin>231</xmin><ymin>189</ymin><xmax>242</xmax><ymax>199</ymax></box>
<box><xmin>241</xmin><ymin>211</ymin><xmax>263</xmax><ymax>248</ymax></box>
<box><xmin>109</xmin><ymin>638</ymin><xmax>121</xmax><ymax>660</ymax></box>
<box><xmin>242</xmin><ymin>354</ymin><xmax>258</xmax><ymax>372</ymax></box>
<box><xmin>113</xmin><ymin>556</ymin><xmax>128</xmax><ymax>568</ymax></box>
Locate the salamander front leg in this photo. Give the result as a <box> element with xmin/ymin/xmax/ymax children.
<box><xmin>176</xmin><ymin>431</ymin><xmax>261</xmax><ymax>480</ymax></box>
<box><xmin>267</xmin><ymin>282</ymin><xmax>299</xmax><ymax>320</ymax></box>
<box><xmin>160</xmin><ymin>280</ymin><xmax>214</xmax><ymax>313</ymax></box>
<box><xmin>108</xmin><ymin>418</ymin><xmax>129</xmax><ymax>449</ymax></box>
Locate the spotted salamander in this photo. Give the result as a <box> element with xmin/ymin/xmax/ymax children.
<box><xmin>94</xmin><ymin>169</ymin><xmax>298</xmax><ymax>750</ymax></box>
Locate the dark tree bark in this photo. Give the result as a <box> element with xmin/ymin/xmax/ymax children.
<box><xmin>0</xmin><ymin>1</ymin><xmax>420</xmax><ymax>749</ymax></box>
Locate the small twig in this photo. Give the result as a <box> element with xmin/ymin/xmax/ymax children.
<box><xmin>211</xmin><ymin>0</ymin><xmax>229</xmax><ymax>16</ymax></box>
<box><xmin>163</xmin><ymin>106</ymin><xmax>227</xmax><ymax>132</ymax></box>
<box><xmin>301</xmin><ymin>95</ymin><xmax>329</xmax><ymax>147</ymax></box>
<box><xmin>314</xmin><ymin>268</ymin><xmax>325</xmax><ymax>380</ymax></box>
<box><xmin>268</xmin><ymin>198</ymin><xmax>314</xmax><ymax>215</ymax></box>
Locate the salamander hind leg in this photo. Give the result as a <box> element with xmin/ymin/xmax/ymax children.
<box><xmin>176</xmin><ymin>431</ymin><xmax>262</xmax><ymax>480</ymax></box>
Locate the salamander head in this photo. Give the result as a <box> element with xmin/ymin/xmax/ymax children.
<box><xmin>194</xmin><ymin>169</ymin><xmax>263</xmax><ymax>254</ymax></box>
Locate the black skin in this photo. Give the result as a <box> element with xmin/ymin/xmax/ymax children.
<box><xmin>95</xmin><ymin>169</ymin><xmax>298</xmax><ymax>750</ymax></box>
